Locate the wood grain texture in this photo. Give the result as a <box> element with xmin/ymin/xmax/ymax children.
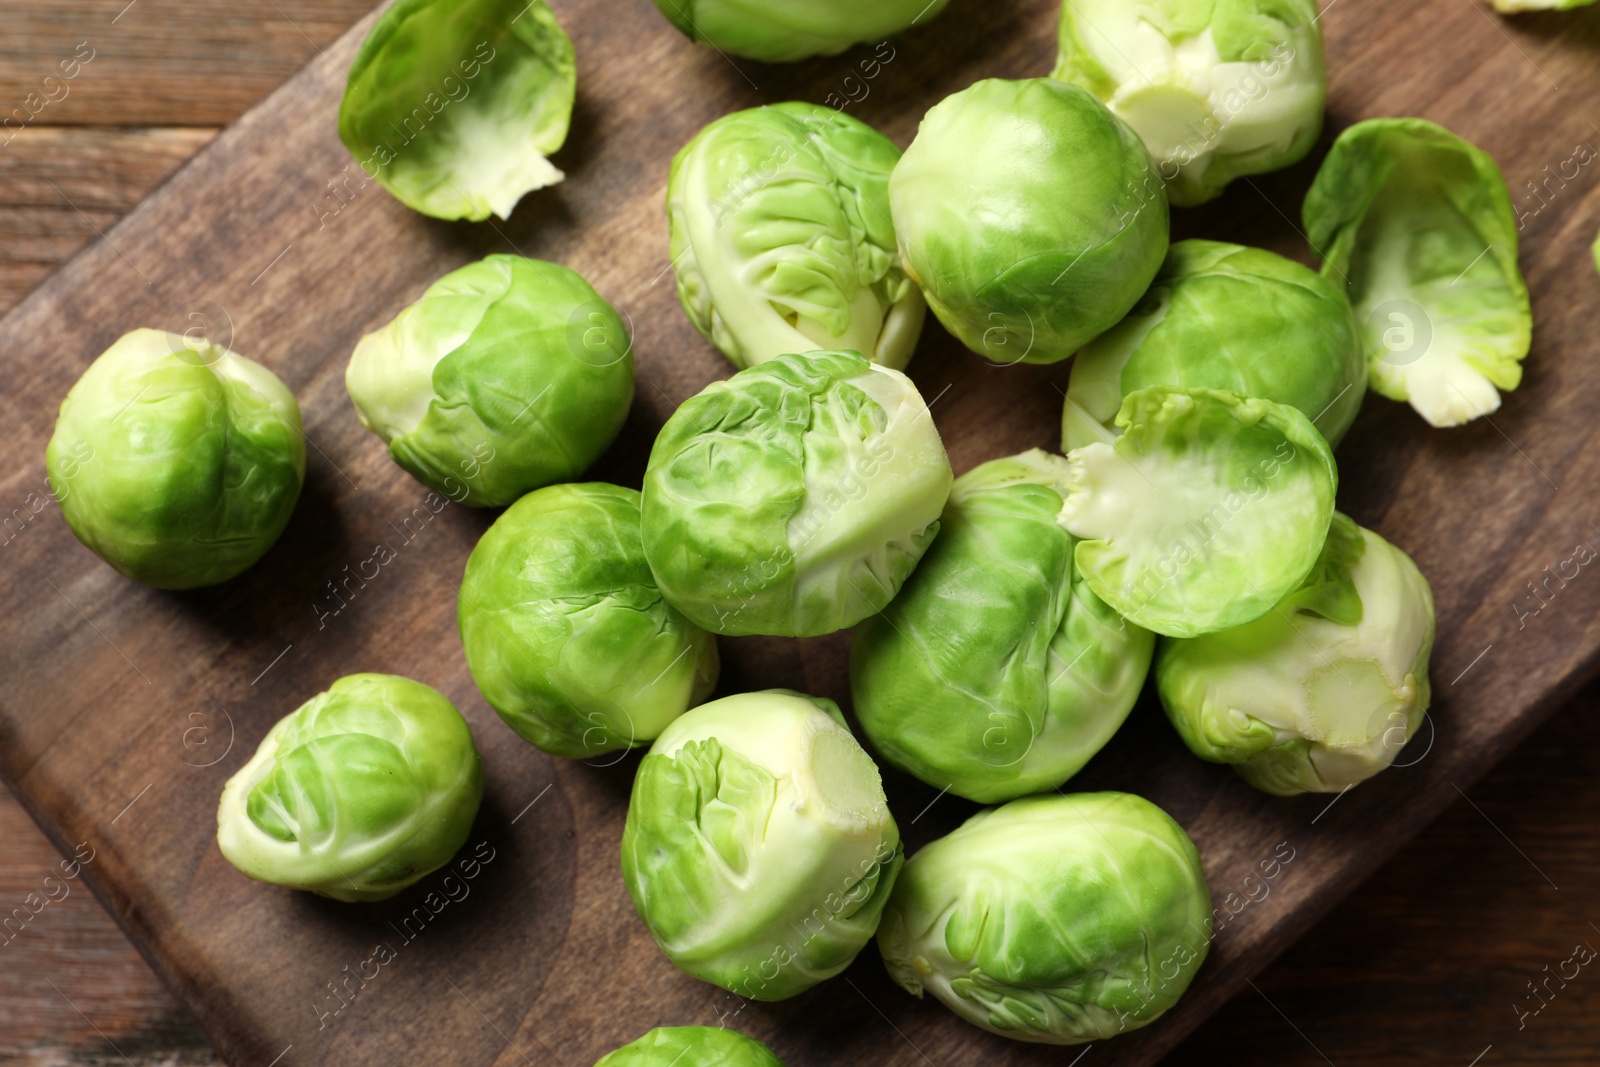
<box><xmin>3</xmin><ymin>0</ymin><xmax>1600</xmax><ymax>1065</ymax></box>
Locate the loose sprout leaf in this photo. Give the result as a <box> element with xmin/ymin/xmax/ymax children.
<box><xmin>1303</xmin><ymin>117</ymin><xmax>1531</xmax><ymax>427</ymax></box>
<box><xmin>1059</xmin><ymin>387</ymin><xmax>1337</xmax><ymax>638</ymax></box>
<box><xmin>338</xmin><ymin>0</ymin><xmax>576</xmax><ymax>221</ymax></box>
<box><xmin>1491</xmin><ymin>0</ymin><xmax>1598</xmax><ymax>9</ymax></box>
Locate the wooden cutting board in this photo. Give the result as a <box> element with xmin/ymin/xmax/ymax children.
<box><xmin>4</xmin><ymin>0</ymin><xmax>1599</xmax><ymax>1064</ymax></box>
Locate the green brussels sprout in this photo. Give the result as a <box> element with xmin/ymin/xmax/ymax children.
<box><xmin>641</xmin><ymin>350</ymin><xmax>952</xmax><ymax>637</ymax></box>
<box><xmin>621</xmin><ymin>689</ymin><xmax>903</xmax><ymax>1001</ymax></box>
<box><xmin>1052</xmin><ymin>0</ymin><xmax>1327</xmax><ymax>206</ymax></box>
<box><xmin>649</xmin><ymin>0</ymin><xmax>952</xmax><ymax>62</ymax></box>
<box><xmin>45</xmin><ymin>328</ymin><xmax>304</xmax><ymax>589</ymax></box>
<box><xmin>891</xmin><ymin>78</ymin><xmax>1169</xmax><ymax>366</ymax></box>
<box><xmin>339</xmin><ymin>0</ymin><xmax>576</xmax><ymax>221</ymax></box>
<box><xmin>346</xmin><ymin>255</ymin><xmax>634</xmax><ymax>506</ymax></box>
<box><xmin>1157</xmin><ymin>512</ymin><xmax>1436</xmax><ymax>795</ymax></box>
<box><xmin>852</xmin><ymin>450</ymin><xmax>1154</xmax><ymax>804</ymax></box>
<box><xmin>1062</xmin><ymin>240</ymin><xmax>1366</xmax><ymax>453</ymax></box>
<box><xmin>1492</xmin><ymin>0</ymin><xmax>1596</xmax><ymax>9</ymax></box>
<box><xmin>667</xmin><ymin>103</ymin><xmax>926</xmax><ymax>372</ymax></box>
<box><xmin>1060</xmin><ymin>386</ymin><xmax>1337</xmax><ymax>638</ymax></box>
<box><xmin>216</xmin><ymin>674</ymin><xmax>484</xmax><ymax>902</ymax></box>
<box><xmin>595</xmin><ymin>1027</ymin><xmax>784</xmax><ymax>1067</ymax></box>
<box><xmin>1303</xmin><ymin>118</ymin><xmax>1531</xmax><ymax>428</ymax></box>
<box><xmin>877</xmin><ymin>792</ymin><xmax>1211</xmax><ymax>1044</ymax></box>
<box><xmin>459</xmin><ymin>482</ymin><xmax>719</xmax><ymax>759</ymax></box>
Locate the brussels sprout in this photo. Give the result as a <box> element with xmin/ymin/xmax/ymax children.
<box><xmin>45</xmin><ymin>328</ymin><xmax>304</xmax><ymax>589</ymax></box>
<box><xmin>649</xmin><ymin>0</ymin><xmax>952</xmax><ymax>62</ymax></box>
<box><xmin>891</xmin><ymin>79</ymin><xmax>1169</xmax><ymax>365</ymax></box>
<box><xmin>1052</xmin><ymin>0</ymin><xmax>1326</xmax><ymax>206</ymax></box>
<box><xmin>641</xmin><ymin>350</ymin><xmax>951</xmax><ymax>637</ymax></box>
<box><xmin>339</xmin><ymin>0</ymin><xmax>575</xmax><ymax>221</ymax></box>
<box><xmin>877</xmin><ymin>792</ymin><xmax>1211</xmax><ymax>1044</ymax></box>
<box><xmin>1303</xmin><ymin>118</ymin><xmax>1531</xmax><ymax>428</ymax></box>
<box><xmin>217</xmin><ymin>674</ymin><xmax>484</xmax><ymax>902</ymax></box>
<box><xmin>667</xmin><ymin>103</ymin><xmax>926</xmax><ymax>372</ymax></box>
<box><xmin>621</xmin><ymin>690</ymin><xmax>903</xmax><ymax>1000</ymax></box>
<box><xmin>595</xmin><ymin>1027</ymin><xmax>784</xmax><ymax>1067</ymax></box>
<box><xmin>346</xmin><ymin>255</ymin><xmax>634</xmax><ymax>506</ymax></box>
<box><xmin>1157</xmin><ymin>513</ymin><xmax>1436</xmax><ymax>795</ymax></box>
<box><xmin>852</xmin><ymin>450</ymin><xmax>1153</xmax><ymax>803</ymax></box>
<box><xmin>1059</xmin><ymin>387</ymin><xmax>1337</xmax><ymax>638</ymax></box>
<box><xmin>459</xmin><ymin>482</ymin><xmax>719</xmax><ymax>759</ymax></box>
<box><xmin>1062</xmin><ymin>240</ymin><xmax>1366</xmax><ymax>452</ymax></box>
<box><xmin>1492</xmin><ymin>0</ymin><xmax>1596</xmax><ymax>9</ymax></box>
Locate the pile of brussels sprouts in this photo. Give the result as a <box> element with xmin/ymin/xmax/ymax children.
<box><xmin>44</xmin><ymin>0</ymin><xmax>1557</xmax><ymax>1059</ymax></box>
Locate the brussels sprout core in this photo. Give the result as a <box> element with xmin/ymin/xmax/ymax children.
<box><xmin>1060</xmin><ymin>387</ymin><xmax>1337</xmax><ymax>638</ymax></box>
<box><xmin>621</xmin><ymin>690</ymin><xmax>902</xmax><ymax>1001</ymax></box>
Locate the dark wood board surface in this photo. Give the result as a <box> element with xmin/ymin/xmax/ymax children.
<box><xmin>3</xmin><ymin>1</ymin><xmax>1600</xmax><ymax>1065</ymax></box>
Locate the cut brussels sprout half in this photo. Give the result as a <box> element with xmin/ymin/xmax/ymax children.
<box><xmin>216</xmin><ymin>674</ymin><xmax>484</xmax><ymax>902</ymax></box>
<box><xmin>1060</xmin><ymin>387</ymin><xmax>1337</xmax><ymax>638</ymax></box>
<box><xmin>890</xmin><ymin>78</ymin><xmax>1169</xmax><ymax>365</ymax></box>
<box><xmin>1052</xmin><ymin>0</ymin><xmax>1327</xmax><ymax>205</ymax></box>
<box><xmin>648</xmin><ymin>0</ymin><xmax>953</xmax><ymax>62</ymax></box>
<box><xmin>668</xmin><ymin>102</ymin><xmax>926</xmax><ymax>371</ymax></box>
<box><xmin>1062</xmin><ymin>240</ymin><xmax>1366</xmax><ymax>453</ymax></box>
<box><xmin>1303</xmin><ymin>118</ymin><xmax>1531</xmax><ymax>428</ymax></box>
<box><xmin>459</xmin><ymin>483</ymin><xmax>719</xmax><ymax>759</ymax></box>
<box><xmin>877</xmin><ymin>792</ymin><xmax>1211</xmax><ymax>1044</ymax></box>
<box><xmin>1158</xmin><ymin>512</ymin><xmax>1436</xmax><ymax>795</ymax></box>
<box><xmin>641</xmin><ymin>350</ymin><xmax>952</xmax><ymax>637</ymax></box>
<box><xmin>852</xmin><ymin>450</ymin><xmax>1153</xmax><ymax>803</ymax></box>
<box><xmin>339</xmin><ymin>0</ymin><xmax>575</xmax><ymax>221</ymax></box>
<box><xmin>346</xmin><ymin>255</ymin><xmax>634</xmax><ymax>506</ymax></box>
<box><xmin>621</xmin><ymin>690</ymin><xmax>903</xmax><ymax>1001</ymax></box>
<box><xmin>46</xmin><ymin>328</ymin><xmax>305</xmax><ymax>589</ymax></box>
<box><xmin>594</xmin><ymin>1027</ymin><xmax>784</xmax><ymax>1067</ymax></box>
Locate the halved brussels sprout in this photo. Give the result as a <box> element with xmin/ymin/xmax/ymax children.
<box><xmin>46</xmin><ymin>328</ymin><xmax>304</xmax><ymax>589</ymax></box>
<box><xmin>1062</xmin><ymin>240</ymin><xmax>1366</xmax><ymax>452</ymax></box>
<box><xmin>595</xmin><ymin>1027</ymin><xmax>783</xmax><ymax>1067</ymax></box>
<box><xmin>890</xmin><ymin>78</ymin><xmax>1169</xmax><ymax>365</ymax></box>
<box><xmin>339</xmin><ymin>0</ymin><xmax>575</xmax><ymax>221</ymax></box>
<box><xmin>346</xmin><ymin>255</ymin><xmax>634</xmax><ymax>506</ymax></box>
<box><xmin>1157</xmin><ymin>512</ymin><xmax>1436</xmax><ymax>795</ymax></box>
<box><xmin>621</xmin><ymin>690</ymin><xmax>903</xmax><ymax>1001</ymax></box>
<box><xmin>649</xmin><ymin>0</ymin><xmax>952</xmax><ymax>62</ymax></box>
<box><xmin>1052</xmin><ymin>0</ymin><xmax>1326</xmax><ymax>206</ymax></box>
<box><xmin>667</xmin><ymin>102</ymin><xmax>925</xmax><ymax>371</ymax></box>
<box><xmin>1303</xmin><ymin>118</ymin><xmax>1531</xmax><ymax>428</ymax></box>
<box><xmin>641</xmin><ymin>350</ymin><xmax>952</xmax><ymax>637</ymax></box>
<box><xmin>1059</xmin><ymin>387</ymin><xmax>1337</xmax><ymax>638</ymax></box>
<box><xmin>459</xmin><ymin>482</ymin><xmax>719</xmax><ymax>759</ymax></box>
<box><xmin>217</xmin><ymin>674</ymin><xmax>484</xmax><ymax>902</ymax></box>
<box><xmin>852</xmin><ymin>450</ymin><xmax>1153</xmax><ymax>803</ymax></box>
<box><xmin>877</xmin><ymin>792</ymin><xmax>1211</xmax><ymax>1044</ymax></box>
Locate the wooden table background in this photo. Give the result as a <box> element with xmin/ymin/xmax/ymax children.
<box><xmin>1</xmin><ymin>1</ymin><xmax>1596</xmax><ymax>1064</ymax></box>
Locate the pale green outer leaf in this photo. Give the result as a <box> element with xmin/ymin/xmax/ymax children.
<box><xmin>890</xmin><ymin>78</ymin><xmax>1169</xmax><ymax>365</ymax></box>
<box><xmin>216</xmin><ymin>674</ymin><xmax>484</xmax><ymax>902</ymax></box>
<box><xmin>641</xmin><ymin>350</ymin><xmax>952</xmax><ymax>637</ymax></box>
<box><xmin>1303</xmin><ymin>117</ymin><xmax>1531</xmax><ymax>428</ymax></box>
<box><xmin>459</xmin><ymin>483</ymin><xmax>719</xmax><ymax>759</ymax></box>
<box><xmin>852</xmin><ymin>450</ymin><xmax>1153</xmax><ymax>803</ymax></box>
<box><xmin>877</xmin><ymin>792</ymin><xmax>1211</xmax><ymax>1044</ymax></box>
<box><xmin>46</xmin><ymin>328</ymin><xmax>305</xmax><ymax>589</ymax></box>
<box><xmin>620</xmin><ymin>690</ymin><xmax>903</xmax><ymax>1001</ymax></box>
<box><xmin>650</xmin><ymin>0</ymin><xmax>953</xmax><ymax>62</ymax></box>
<box><xmin>594</xmin><ymin>1027</ymin><xmax>784</xmax><ymax>1067</ymax></box>
<box><xmin>339</xmin><ymin>0</ymin><xmax>575</xmax><ymax>221</ymax></box>
<box><xmin>346</xmin><ymin>255</ymin><xmax>635</xmax><ymax>506</ymax></box>
<box><xmin>668</xmin><ymin>102</ymin><xmax>926</xmax><ymax>371</ymax></box>
<box><xmin>1157</xmin><ymin>513</ymin><xmax>1436</xmax><ymax>795</ymax></box>
<box><xmin>1052</xmin><ymin>0</ymin><xmax>1326</xmax><ymax>205</ymax></box>
<box><xmin>1062</xmin><ymin>239</ymin><xmax>1366</xmax><ymax>452</ymax></box>
<box><xmin>1059</xmin><ymin>387</ymin><xmax>1337</xmax><ymax>638</ymax></box>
